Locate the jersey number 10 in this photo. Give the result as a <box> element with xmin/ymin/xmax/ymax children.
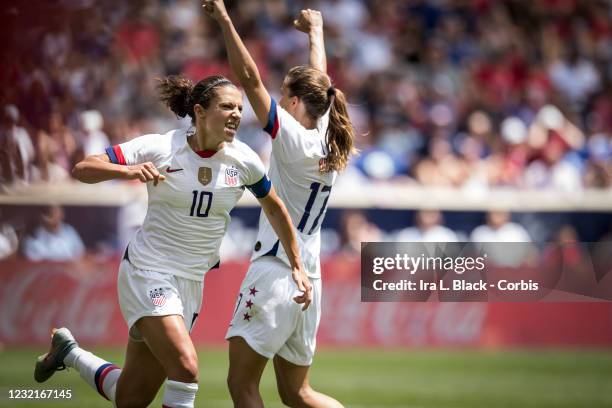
<box><xmin>190</xmin><ymin>190</ymin><xmax>213</xmax><ymax>217</ymax></box>
<box><xmin>297</xmin><ymin>182</ymin><xmax>332</xmax><ymax>235</ymax></box>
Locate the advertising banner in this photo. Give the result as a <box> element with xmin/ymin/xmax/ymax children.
<box><xmin>1</xmin><ymin>257</ymin><xmax>611</xmax><ymax>347</ymax></box>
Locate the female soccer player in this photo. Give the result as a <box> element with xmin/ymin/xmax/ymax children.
<box><xmin>34</xmin><ymin>75</ymin><xmax>311</xmax><ymax>408</ymax></box>
<box><xmin>206</xmin><ymin>2</ymin><xmax>356</xmax><ymax>407</ymax></box>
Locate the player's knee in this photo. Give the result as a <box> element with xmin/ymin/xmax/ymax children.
<box><xmin>227</xmin><ymin>370</ymin><xmax>257</xmax><ymax>401</ymax></box>
<box><xmin>279</xmin><ymin>385</ymin><xmax>314</xmax><ymax>408</ymax></box>
<box><xmin>178</xmin><ymin>354</ymin><xmax>199</xmax><ymax>382</ymax></box>
<box><xmin>115</xmin><ymin>390</ymin><xmax>156</xmax><ymax>408</ymax></box>
<box><xmin>298</xmin><ymin>386</ymin><xmax>318</xmax><ymax>406</ymax></box>
<box><xmin>277</xmin><ymin>387</ymin><xmax>295</xmax><ymax>407</ymax></box>
<box><xmin>168</xmin><ymin>352</ymin><xmax>199</xmax><ymax>383</ymax></box>
<box><xmin>278</xmin><ymin>386</ymin><xmax>299</xmax><ymax>407</ymax></box>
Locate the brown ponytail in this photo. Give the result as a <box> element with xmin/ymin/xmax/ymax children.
<box><xmin>324</xmin><ymin>87</ymin><xmax>357</xmax><ymax>172</ymax></box>
<box><xmin>283</xmin><ymin>66</ymin><xmax>357</xmax><ymax>173</ymax></box>
<box><xmin>157</xmin><ymin>75</ymin><xmax>236</xmax><ymax>124</ymax></box>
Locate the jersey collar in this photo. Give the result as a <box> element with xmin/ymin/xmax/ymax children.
<box><xmin>195</xmin><ymin>150</ymin><xmax>217</xmax><ymax>158</ymax></box>
<box><xmin>185</xmin><ymin>130</ymin><xmax>223</xmax><ymax>159</ymax></box>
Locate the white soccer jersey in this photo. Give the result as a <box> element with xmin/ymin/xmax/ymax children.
<box><xmin>107</xmin><ymin>128</ymin><xmax>271</xmax><ymax>281</ymax></box>
<box><xmin>251</xmin><ymin>99</ymin><xmax>336</xmax><ymax>278</ymax></box>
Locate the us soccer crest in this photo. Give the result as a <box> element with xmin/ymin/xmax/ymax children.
<box><xmin>198</xmin><ymin>167</ymin><xmax>212</xmax><ymax>186</ymax></box>
<box><xmin>225</xmin><ymin>166</ymin><xmax>239</xmax><ymax>187</ymax></box>
<box><xmin>149</xmin><ymin>287</ymin><xmax>166</xmax><ymax>307</ymax></box>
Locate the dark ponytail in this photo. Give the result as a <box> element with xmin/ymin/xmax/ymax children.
<box><xmin>157</xmin><ymin>76</ymin><xmax>194</xmax><ymax>119</ymax></box>
<box><xmin>157</xmin><ymin>75</ymin><xmax>235</xmax><ymax>124</ymax></box>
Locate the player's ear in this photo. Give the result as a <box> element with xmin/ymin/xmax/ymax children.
<box><xmin>194</xmin><ymin>103</ymin><xmax>206</xmax><ymax>118</ymax></box>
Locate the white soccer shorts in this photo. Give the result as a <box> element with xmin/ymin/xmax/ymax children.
<box><xmin>226</xmin><ymin>256</ymin><xmax>322</xmax><ymax>366</ymax></box>
<box><xmin>117</xmin><ymin>258</ymin><xmax>204</xmax><ymax>342</ymax></box>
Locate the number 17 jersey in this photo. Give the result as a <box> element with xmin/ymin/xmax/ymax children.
<box><xmin>251</xmin><ymin>99</ymin><xmax>336</xmax><ymax>278</ymax></box>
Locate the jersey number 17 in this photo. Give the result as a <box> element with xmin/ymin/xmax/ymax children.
<box><xmin>297</xmin><ymin>182</ymin><xmax>332</xmax><ymax>235</ymax></box>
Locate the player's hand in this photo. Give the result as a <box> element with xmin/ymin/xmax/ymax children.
<box><xmin>294</xmin><ymin>9</ymin><xmax>323</xmax><ymax>33</ymax></box>
<box><xmin>202</xmin><ymin>0</ymin><xmax>229</xmax><ymax>21</ymax></box>
<box><xmin>292</xmin><ymin>266</ymin><xmax>312</xmax><ymax>311</ymax></box>
<box><xmin>125</xmin><ymin>162</ymin><xmax>166</xmax><ymax>186</ymax></box>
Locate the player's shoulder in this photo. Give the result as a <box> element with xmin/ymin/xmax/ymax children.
<box><xmin>276</xmin><ymin>104</ymin><xmax>306</xmax><ymax>133</ymax></box>
<box><xmin>276</xmin><ymin>105</ymin><xmax>327</xmax><ymax>150</ymax></box>
<box><xmin>129</xmin><ymin>129</ymin><xmax>173</xmax><ymax>146</ymax></box>
<box><xmin>142</xmin><ymin>128</ymin><xmax>186</xmax><ymax>154</ymax></box>
<box><xmin>227</xmin><ymin>137</ymin><xmax>254</xmax><ymax>152</ymax></box>
<box><xmin>225</xmin><ymin>139</ymin><xmax>262</xmax><ymax>166</ymax></box>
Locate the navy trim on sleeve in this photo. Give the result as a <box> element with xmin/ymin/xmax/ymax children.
<box><xmin>246</xmin><ymin>174</ymin><xmax>272</xmax><ymax>198</ymax></box>
<box><xmin>105</xmin><ymin>146</ymin><xmax>119</xmax><ymax>164</ymax></box>
<box><xmin>263</xmin><ymin>99</ymin><xmax>279</xmax><ymax>139</ymax></box>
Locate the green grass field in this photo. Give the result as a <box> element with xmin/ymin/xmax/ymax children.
<box><xmin>1</xmin><ymin>347</ymin><xmax>611</xmax><ymax>407</ymax></box>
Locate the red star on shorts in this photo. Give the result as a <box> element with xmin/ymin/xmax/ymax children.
<box><xmin>245</xmin><ymin>300</ymin><xmax>253</xmax><ymax>309</ymax></box>
<box><xmin>249</xmin><ymin>287</ymin><xmax>258</xmax><ymax>296</ymax></box>
<box><xmin>243</xmin><ymin>312</ymin><xmax>251</xmax><ymax>322</ymax></box>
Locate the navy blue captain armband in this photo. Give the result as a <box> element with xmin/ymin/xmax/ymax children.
<box><xmin>247</xmin><ymin>174</ymin><xmax>272</xmax><ymax>198</ymax></box>
<box><xmin>263</xmin><ymin>98</ymin><xmax>279</xmax><ymax>139</ymax></box>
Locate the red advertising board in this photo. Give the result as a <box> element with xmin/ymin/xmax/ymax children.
<box><xmin>1</xmin><ymin>257</ymin><xmax>611</xmax><ymax>347</ymax></box>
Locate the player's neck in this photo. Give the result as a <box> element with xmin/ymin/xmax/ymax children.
<box><xmin>288</xmin><ymin>102</ymin><xmax>316</xmax><ymax>130</ymax></box>
<box><xmin>296</xmin><ymin>113</ymin><xmax>316</xmax><ymax>130</ymax></box>
<box><xmin>189</xmin><ymin>132</ymin><xmax>222</xmax><ymax>153</ymax></box>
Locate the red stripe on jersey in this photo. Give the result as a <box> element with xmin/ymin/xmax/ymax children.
<box><xmin>270</xmin><ymin>115</ymin><xmax>279</xmax><ymax>139</ymax></box>
<box><xmin>112</xmin><ymin>145</ymin><xmax>126</xmax><ymax>165</ymax></box>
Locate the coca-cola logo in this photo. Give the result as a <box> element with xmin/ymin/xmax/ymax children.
<box><xmin>321</xmin><ymin>283</ymin><xmax>486</xmax><ymax>346</ymax></box>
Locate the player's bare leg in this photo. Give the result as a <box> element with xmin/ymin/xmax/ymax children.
<box><xmin>114</xmin><ymin>337</ymin><xmax>166</xmax><ymax>407</ymax></box>
<box><xmin>273</xmin><ymin>355</ymin><xmax>343</xmax><ymax>408</ymax></box>
<box><xmin>132</xmin><ymin>315</ymin><xmax>199</xmax><ymax>408</ymax></box>
<box><xmin>227</xmin><ymin>336</ymin><xmax>268</xmax><ymax>408</ymax></box>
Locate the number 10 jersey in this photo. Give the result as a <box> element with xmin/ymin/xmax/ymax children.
<box><xmin>107</xmin><ymin>128</ymin><xmax>271</xmax><ymax>281</ymax></box>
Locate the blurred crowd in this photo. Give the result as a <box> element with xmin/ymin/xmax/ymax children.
<box><xmin>0</xmin><ymin>205</ymin><xmax>84</xmax><ymax>261</ymax></box>
<box><xmin>1</xmin><ymin>0</ymin><xmax>610</xmax><ymax>190</ymax></box>
<box><xmin>3</xmin><ymin>204</ymin><xmax>611</xmax><ymax>262</ymax></box>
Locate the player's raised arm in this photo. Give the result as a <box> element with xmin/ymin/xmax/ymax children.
<box><xmin>257</xmin><ymin>187</ymin><xmax>312</xmax><ymax>310</ymax></box>
<box><xmin>72</xmin><ymin>153</ymin><xmax>165</xmax><ymax>185</ymax></box>
<box><xmin>294</xmin><ymin>9</ymin><xmax>327</xmax><ymax>73</ymax></box>
<box><xmin>203</xmin><ymin>0</ymin><xmax>272</xmax><ymax>128</ymax></box>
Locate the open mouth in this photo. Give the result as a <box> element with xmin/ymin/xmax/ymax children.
<box><xmin>226</xmin><ymin>121</ymin><xmax>238</xmax><ymax>130</ymax></box>
<box><xmin>225</xmin><ymin>122</ymin><xmax>238</xmax><ymax>137</ymax></box>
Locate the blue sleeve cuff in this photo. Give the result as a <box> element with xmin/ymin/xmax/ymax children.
<box><xmin>105</xmin><ymin>146</ymin><xmax>118</xmax><ymax>164</ymax></box>
<box><xmin>263</xmin><ymin>99</ymin><xmax>279</xmax><ymax>139</ymax></box>
<box><xmin>247</xmin><ymin>175</ymin><xmax>272</xmax><ymax>198</ymax></box>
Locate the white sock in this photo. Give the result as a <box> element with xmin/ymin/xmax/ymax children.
<box><xmin>162</xmin><ymin>380</ymin><xmax>198</xmax><ymax>408</ymax></box>
<box><xmin>64</xmin><ymin>347</ymin><xmax>122</xmax><ymax>403</ymax></box>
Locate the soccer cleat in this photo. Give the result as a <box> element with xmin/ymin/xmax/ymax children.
<box><xmin>34</xmin><ymin>327</ymin><xmax>78</xmax><ymax>383</ymax></box>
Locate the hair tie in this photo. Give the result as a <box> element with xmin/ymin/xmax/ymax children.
<box><xmin>327</xmin><ymin>86</ymin><xmax>336</xmax><ymax>97</ymax></box>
